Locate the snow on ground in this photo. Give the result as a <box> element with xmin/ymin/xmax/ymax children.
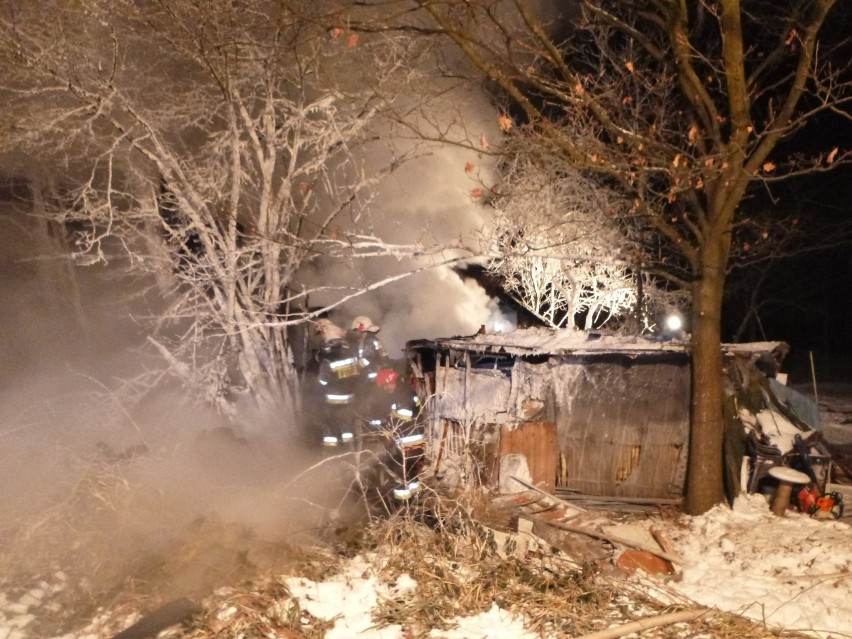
<box><xmin>657</xmin><ymin>384</ymin><xmax>852</xmax><ymax>639</ymax></box>
<box><xmin>278</xmin><ymin>498</ymin><xmax>852</xmax><ymax>639</ymax></box>
<box><xmin>283</xmin><ymin>555</ymin><xmax>414</xmax><ymax>639</ymax></box>
<box><xmin>263</xmin><ymin>497</ymin><xmax>852</xmax><ymax>639</ymax></box>
<box><xmin>281</xmin><ymin>555</ymin><xmax>539</xmax><ymax>639</ymax></box>
<box><xmin>659</xmin><ymin>494</ymin><xmax>852</xmax><ymax>639</ymax></box>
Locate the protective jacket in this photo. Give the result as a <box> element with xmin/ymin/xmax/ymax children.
<box><xmin>354</xmin><ymin>332</ymin><xmax>388</xmax><ymax>381</ymax></box>
<box><xmin>317</xmin><ymin>337</ymin><xmax>359</xmax><ymax>406</ymax></box>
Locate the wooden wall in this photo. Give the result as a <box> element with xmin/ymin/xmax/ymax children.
<box><xmin>553</xmin><ymin>355</ymin><xmax>690</xmax><ymax>499</ymax></box>
<box><xmin>414</xmin><ymin>346</ymin><xmax>690</xmax><ymax>499</ymax></box>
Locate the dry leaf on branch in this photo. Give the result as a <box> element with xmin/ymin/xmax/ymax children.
<box><xmin>827</xmin><ymin>147</ymin><xmax>839</xmax><ymax>164</ymax></box>
<box><xmin>688</xmin><ymin>124</ymin><xmax>699</xmax><ymax>145</ymax></box>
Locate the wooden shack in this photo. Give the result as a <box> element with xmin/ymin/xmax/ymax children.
<box><xmin>405</xmin><ymin>327</ymin><xmax>786</xmax><ymax>502</ymax></box>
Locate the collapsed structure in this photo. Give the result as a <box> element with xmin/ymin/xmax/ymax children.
<box><xmin>405</xmin><ymin>327</ymin><xmax>846</xmax><ymax>509</ymax></box>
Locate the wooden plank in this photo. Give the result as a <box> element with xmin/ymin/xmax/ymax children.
<box><xmin>492</xmin><ymin>489</ymin><xmax>541</xmax><ymax>508</ymax></box>
<box><xmin>500</xmin><ymin>422</ymin><xmax>558</xmax><ymax>493</ymax></box>
<box><xmin>572</xmin><ymin>609</ymin><xmax>713</xmax><ymax>639</ymax></box>
<box><xmin>554</xmin><ymin>489</ymin><xmax>683</xmax><ymax>506</ymax></box>
<box><xmin>546</xmin><ymin>521</ymin><xmax>684</xmax><ymax>565</ymax></box>
<box><xmin>511</xmin><ymin>475</ymin><xmax>588</xmax><ymax>513</ymax></box>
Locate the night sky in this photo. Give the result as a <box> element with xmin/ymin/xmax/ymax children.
<box><xmin>722</xmin><ymin>110</ymin><xmax>852</xmax><ymax>384</ymax></box>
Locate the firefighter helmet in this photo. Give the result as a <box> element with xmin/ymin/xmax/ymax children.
<box><xmin>315</xmin><ymin>318</ymin><xmax>346</xmax><ymax>342</ymax></box>
<box><xmin>351</xmin><ymin>315</ymin><xmax>380</xmax><ymax>333</ymax></box>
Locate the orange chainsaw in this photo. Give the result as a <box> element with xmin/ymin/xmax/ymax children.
<box><xmin>799</xmin><ymin>486</ymin><xmax>845</xmax><ymax>519</ymax></box>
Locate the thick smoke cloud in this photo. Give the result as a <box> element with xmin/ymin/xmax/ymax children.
<box><xmin>0</xmin><ymin>199</ymin><xmax>355</xmax><ymax>607</ymax></box>
<box><xmin>300</xmin><ymin>87</ymin><xmax>504</xmax><ymax>355</ymax></box>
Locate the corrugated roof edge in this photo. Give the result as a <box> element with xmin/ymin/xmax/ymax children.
<box><xmin>405</xmin><ymin>327</ymin><xmax>787</xmax><ymax>360</ymax></box>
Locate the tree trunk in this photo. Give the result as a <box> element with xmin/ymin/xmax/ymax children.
<box><xmin>685</xmin><ymin>241</ymin><xmax>728</xmax><ymax>514</ymax></box>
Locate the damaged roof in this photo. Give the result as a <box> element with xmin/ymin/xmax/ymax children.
<box><xmin>406</xmin><ymin>326</ymin><xmax>788</xmax><ymax>360</ymax></box>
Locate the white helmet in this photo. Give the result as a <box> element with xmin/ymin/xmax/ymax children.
<box><xmin>351</xmin><ymin>315</ymin><xmax>380</xmax><ymax>333</ymax></box>
<box><xmin>315</xmin><ymin>318</ymin><xmax>346</xmax><ymax>342</ymax></box>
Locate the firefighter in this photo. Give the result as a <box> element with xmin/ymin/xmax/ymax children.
<box><xmin>364</xmin><ymin>363</ymin><xmax>425</xmax><ymax>501</ymax></box>
<box><xmin>372</xmin><ymin>367</ymin><xmax>421</xmax><ymax>432</ymax></box>
<box><xmin>350</xmin><ymin>316</ymin><xmax>388</xmax><ymax>381</ymax></box>
<box><xmin>313</xmin><ymin>318</ymin><xmax>360</xmax><ymax>447</ymax></box>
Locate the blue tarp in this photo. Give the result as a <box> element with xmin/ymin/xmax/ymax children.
<box><xmin>769</xmin><ymin>378</ymin><xmax>821</xmax><ymax>430</ymax></box>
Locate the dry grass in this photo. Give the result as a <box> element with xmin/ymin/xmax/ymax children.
<box><xmin>0</xmin><ymin>452</ymin><xmax>143</xmax><ymax>627</ymax></box>
<box><xmin>169</xmin><ymin>492</ymin><xmax>812</xmax><ymax>639</ymax></box>
<box><xmin>347</xmin><ymin>492</ymin><xmax>815</xmax><ymax>639</ymax></box>
<box><xmin>368</xmin><ymin>519</ymin><xmax>610</xmax><ymax>637</ymax></box>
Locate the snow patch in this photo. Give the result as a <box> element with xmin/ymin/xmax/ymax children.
<box><xmin>662</xmin><ymin>499</ymin><xmax>852</xmax><ymax>639</ymax></box>
<box><xmin>284</xmin><ymin>555</ymin><xmax>415</xmax><ymax>639</ymax></box>
<box><xmin>430</xmin><ymin>603</ymin><xmax>540</xmax><ymax>639</ymax></box>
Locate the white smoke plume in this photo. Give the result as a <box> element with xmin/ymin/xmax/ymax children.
<box><xmin>299</xmin><ymin>87</ymin><xmax>503</xmax><ymax>356</ymax></box>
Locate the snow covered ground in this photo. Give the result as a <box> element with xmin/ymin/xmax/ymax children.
<box><xmin>814</xmin><ymin>383</ymin><xmax>852</xmax><ymax>445</ymax></box>
<box><xmin>662</xmin><ymin>495</ymin><xmax>852</xmax><ymax>639</ymax></box>
<box><xmin>263</xmin><ymin>495</ymin><xmax>852</xmax><ymax>639</ymax></box>
<box><xmin>649</xmin><ymin>382</ymin><xmax>852</xmax><ymax>639</ymax></box>
<box><xmin>282</xmin><ymin>557</ymin><xmax>541</xmax><ymax>639</ymax></box>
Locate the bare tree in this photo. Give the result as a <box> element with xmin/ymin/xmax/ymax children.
<box><xmin>484</xmin><ymin>148</ymin><xmax>688</xmax><ymax>330</ymax></box>
<box><xmin>406</xmin><ymin>0</ymin><xmax>851</xmax><ymax>512</ymax></box>
<box><xmin>0</xmin><ymin>1</ymin><xmax>463</xmax><ymax>419</ymax></box>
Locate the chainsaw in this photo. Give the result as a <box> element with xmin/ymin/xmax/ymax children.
<box><xmin>798</xmin><ymin>486</ymin><xmax>845</xmax><ymax>519</ymax></box>
<box><xmin>813</xmin><ymin>492</ymin><xmax>845</xmax><ymax>519</ymax></box>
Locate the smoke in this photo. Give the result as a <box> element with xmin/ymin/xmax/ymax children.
<box><xmin>300</xmin><ymin>85</ymin><xmax>504</xmax><ymax>355</ymax></box>
<box><xmin>0</xmin><ymin>11</ymin><xmax>511</xmax><ymax>615</ymax></box>
<box><xmin>0</xmin><ymin>199</ymin><xmax>366</xmax><ymax>610</ymax></box>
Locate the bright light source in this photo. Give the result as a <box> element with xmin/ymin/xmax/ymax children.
<box><xmin>488</xmin><ymin>317</ymin><xmax>511</xmax><ymax>333</ymax></box>
<box><xmin>486</xmin><ymin>305</ymin><xmax>517</xmax><ymax>334</ymax></box>
<box><xmin>665</xmin><ymin>314</ymin><xmax>683</xmax><ymax>332</ymax></box>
